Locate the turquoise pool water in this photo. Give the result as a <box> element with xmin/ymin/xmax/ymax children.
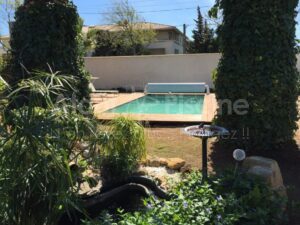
<box><xmin>107</xmin><ymin>95</ymin><xmax>204</xmax><ymax>115</ymax></box>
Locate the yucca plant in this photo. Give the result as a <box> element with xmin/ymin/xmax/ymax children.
<box><xmin>0</xmin><ymin>70</ymin><xmax>98</xmax><ymax>225</ymax></box>
<box><xmin>100</xmin><ymin>117</ymin><xmax>146</xmax><ymax>187</ymax></box>
<box><xmin>6</xmin><ymin>67</ymin><xmax>77</xmax><ymax>108</ymax></box>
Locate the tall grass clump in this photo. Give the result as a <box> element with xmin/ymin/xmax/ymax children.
<box><xmin>100</xmin><ymin>117</ymin><xmax>146</xmax><ymax>186</ymax></box>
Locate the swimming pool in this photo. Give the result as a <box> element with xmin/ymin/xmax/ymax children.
<box><xmin>107</xmin><ymin>95</ymin><xmax>204</xmax><ymax>115</ymax></box>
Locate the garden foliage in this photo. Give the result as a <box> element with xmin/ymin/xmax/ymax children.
<box><xmin>0</xmin><ymin>71</ymin><xmax>98</xmax><ymax>225</ymax></box>
<box><xmin>8</xmin><ymin>0</ymin><xmax>90</xmax><ymax>101</ymax></box>
<box><xmin>213</xmin><ymin>0</ymin><xmax>300</xmax><ymax>150</ymax></box>
<box><xmin>100</xmin><ymin>117</ymin><xmax>146</xmax><ymax>186</ymax></box>
<box><xmin>84</xmin><ymin>171</ymin><xmax>287</xmax><ymax>225</ymax></box>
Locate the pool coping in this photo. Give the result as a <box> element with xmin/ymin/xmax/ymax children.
<box><xmin>93</xmin><ymin>93</ymin><xmax>217</xmax><ymax>123</ymax></box>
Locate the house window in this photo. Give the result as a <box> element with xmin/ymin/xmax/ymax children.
<box><xmin>168</xmin><ymin>32</ymin><xmax>173</xmax><ymax>40</ymax></box>
<box><xmin>174</xmin><ymin>34</ymin><xmax>179</xmax><ymax>42</ymax></box>
<box><xmin>174</xmin><ymin>49</ymin><xmax>179</xmax><ymax>54</ymax></box>
<box><xmin>178</xmin><ymin>36</ymin><xmax>182</xmax><ymax>44</ymax></box>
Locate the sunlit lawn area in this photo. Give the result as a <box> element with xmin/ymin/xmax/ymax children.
<box><xmin>146</xmin><ymin>126</ymin><xmax>205</xmax><ymax>169</ymax></box>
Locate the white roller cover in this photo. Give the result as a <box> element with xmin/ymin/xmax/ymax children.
<box><xmin>145</xmin><ymin>83</ymin><xmax>209</xmax><ymax>94</ymax></box>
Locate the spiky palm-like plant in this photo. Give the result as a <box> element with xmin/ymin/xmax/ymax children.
<box><xmin>0</xmin><ymin>70</ymin><xmax>98</xmax><ymax>225</ymax></box>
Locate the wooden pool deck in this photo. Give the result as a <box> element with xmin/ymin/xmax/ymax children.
<box><xmin>93</xmin><ymin>93</ymin><xmax>217</xmax><ymax>123</ymax></box>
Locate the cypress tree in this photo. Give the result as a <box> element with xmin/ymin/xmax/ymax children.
<box><xmin>9</xmin><ymin>0</ymin><xmax>90</xmax><ymax>102</ymax></box>
<box><xmin>214</xmin><ymin>0</ymin><xmax>299</xmax><ymax>151</ymax></box>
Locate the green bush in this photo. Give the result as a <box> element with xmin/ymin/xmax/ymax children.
<box><xmin>85</xmin><ymin>171</ymin><xmax>287</xmax><ymax>225</ymax></box>
<box><xmin>100</xmin><ymin>117</ymin><xmax>146</xmax><ymax>186</ymax></box>
<box><xmin>0</xmin><ymin>71</ymin><xmax>98</xmax><ymax>225</ymax></box>
<box><xmin>213</xmin><ymin>0</ymin><xmax>299</xmax><ymax>150</ymax></box>
<box><xmin>9</xmin><ymin>0</ymin><xmax>90</xmax><ymax>102</ymax></box>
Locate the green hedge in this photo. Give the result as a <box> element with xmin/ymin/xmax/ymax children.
<box><xmin>9</xmin><ymin>0</ymin><xmax>90</xmax><ymax>101</ymax></box>
<box><xmin>214</xmin><ymin>0</ymin><xmax>299</xmax><ymax>150</ymax></box>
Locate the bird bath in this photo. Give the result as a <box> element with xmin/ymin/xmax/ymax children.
<box><xmin>183</xmin><ymin>124</ymin><xmax>229</xmax><ymax>180</ymax></box>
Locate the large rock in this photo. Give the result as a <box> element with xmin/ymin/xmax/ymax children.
<box><xmin>242</xmin><ymin>156</ymin><xmax>286</xmax><ymax>196</ymax></box>
<box><xmin>138</xmin><ymin>166</ymin><xmax>181</xmax><ymax>190</ymax></box>
<box><xmin>145</xmin><ymin>156</ymin><xmax>168</xmax><ymax>167</ymax></box>
<box><xmin>143</xmin><ymin>156</ymin><xmax>186</xmax><ymax>171</ymax></box>
<box><xmin>166</xmin><ymin>158</ymin><xmax>186</xmax><ymax>171</ymax></box>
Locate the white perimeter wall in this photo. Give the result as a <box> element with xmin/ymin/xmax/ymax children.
<box><xmin>85</xmin><ymin>53</ymin><xmax>300</xmax><ymax>91</ymax></box>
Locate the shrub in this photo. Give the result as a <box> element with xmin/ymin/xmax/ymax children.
<box><xmin>83</xmin><ymin>171</ymin><xmax>287</xmax><ymax>225</ymax></box>
<box><xmin>215</xmin><ymin>171</ymin><xmax>287</xmax><ymax>225</ymax></box>
<box><xmin>100</xmin><ymin>117</ymin><xmax>146</xmax><ymax>186</ymax></box>
<box><xmin>0</xmin><ymin>71</ymin><xmax>98</xmax><ymax>225</ymax></box>
<box><xmin>213</xmin><ymin>0</ymin><xmax>299</xmax><ymax>150</ymax></box>
<box><xmin>9</xmin><ymin>0</ymin><xmax>90</xmax><ymax>102</ymax></box>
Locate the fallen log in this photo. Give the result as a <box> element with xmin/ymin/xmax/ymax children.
<box><xmin>83</xmin><ymin>183</ymin><xmax>151</xmax><ymax>209</ymax></box>
<box><xmin>127</xmin><ymin>176</ymin><xmax>170</xmax><ymax>200</ymax></box>
<box><xmin>58</xmin><ymin>176</ymin><xmax>170</xmax><ymax>225</ymax></box>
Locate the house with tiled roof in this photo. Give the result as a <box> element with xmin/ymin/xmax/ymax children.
<box><xmin>82</xmin><ymin>22</ymin><xmax>184</xmax><ymax>55</ymax></box>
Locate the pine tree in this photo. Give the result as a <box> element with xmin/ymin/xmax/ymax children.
<box><xmin>192</xmin><ymin>6</ymin><xmax>205</xmax><ymax>53</ymax></box>
<box><xmin>203</xmin><ymin>20</ymin><xmax>218</xmax><ymax>53</ymax></box>
<box><xmin>191</xmin><ymin>6</ymin><xmax>219</xmax><ymax>53</ymax></box>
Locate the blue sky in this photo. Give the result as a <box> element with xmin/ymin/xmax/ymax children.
<box><xmin>1</xmin><ymin>0</ymin><xmax>300</xmax><ymax>40</ymax></box>
<box><xmin>73</xmin><ymin>0</ymin><xmax>300</xmax><ymax>39</ymax></box>
<box><xmin>73</xmin><ymin>0</ymin><xmax>215</xmax><ymax>38</ymax></box>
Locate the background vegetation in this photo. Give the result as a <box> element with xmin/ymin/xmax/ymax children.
<box><xmin>86</xmin><ymin>0</ymin><xmax>156</xmax><ymax>56</ymax></box>
<box><xmin>188</xmin><ymin>6</ymin><xmax>219</xmax><ymax>53</ymax></box>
